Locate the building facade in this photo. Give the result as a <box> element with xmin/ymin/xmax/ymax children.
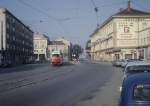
<box><xmin>48</xmin><ymin>37</ymin><xmax>72</xmax><ymax>60</ymax></box>
<box><xmin>33</xmin><ymin>33</ymin><xmax>49</xmax><ymax>61</ymax></box>
<box><xmin>0</xmin><ymin>8</ymin><xmax>33</xmax><ymax>66</ymax></box>
<box><xmin>48</xmin><ymin>41</ymin><xmax>65</xmax><ymax>55</ymax></box>
<box><xmin>90</xmin><ymin>3</ymin><xmax>150</xmax><ymax>61</ymax></box>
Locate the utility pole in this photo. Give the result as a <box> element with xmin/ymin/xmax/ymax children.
<box><xmin>91</xmin><ymin>0</ymin><xmax>99</xmax><ymax>27</ymax></box>
<box><xmin>94</xmin><ymin>7</ymin><xmax>99</xmax><ymax>27</ymax></box>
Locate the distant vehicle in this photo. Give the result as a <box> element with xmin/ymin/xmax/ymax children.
<box><xmin>119</xmin><ymin>73</ymin><xmax>150</xmax><ymax>106</ymax></box>
<box><xmin>72</xmin><ymin>54</ymin><xmax>79</xmax><ymax>61</ymax></box>
<box><xmin>121</xmin><ymin>59</ymin><xmax>140</xmax><ymax>68</ymax></box>
<box><xmin>123</xmin><ymin>61</ymin><xmax>150</xmax><ymax>79</ymax></box>
<box><xmin>112</xmin><ymin>59</ymin><xmax>124</xmax><ymax>67</ymax></box>
<box><xmin>50</xmin><ymin>50</ymin><xmax>63</xmax><ymax>65</ymax></box>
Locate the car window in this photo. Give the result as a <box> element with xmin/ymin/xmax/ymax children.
<box><xmin>133</xmin><ymin>84</ymin><xmax>150</xmax><ymax>101</ymax></box>
<box><xmin>127</xmin><ymin>65</ymin><xmax>150</xmax><ymax>73</ymax></box>
<box><xmin>52</xmin><ymin>54</ymin><xmax>60</xmax><ymax>57</ymax></box>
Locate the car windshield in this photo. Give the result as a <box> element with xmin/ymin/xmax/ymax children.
<box><xmin>134</xmin><ymin>84</ymin><xmax>150</xmax><ymax>101</ymax></box>
<box><xmin>127</xmin><ymin>65</ymin><xmax>150</xmax><ymax>74</ymax></box>
<box><xmin>52</xmin><ymin>54</ymin><xmax>60</xmax><ymax>57</ymax></box>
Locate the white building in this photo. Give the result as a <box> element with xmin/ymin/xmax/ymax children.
<box><xmin>48</xmin><ymin>37</ymin><xmax>72</xmax><ymax>60</ymax></box>
<box><xmin>33</xmin><ymin>33</ymin><xmax>49</xmax><ymax>61</ymax></box>
<box><xmin>90</xmin><ymin>2</ymin><xmax>150</xmax><ymax>61</ymax></box>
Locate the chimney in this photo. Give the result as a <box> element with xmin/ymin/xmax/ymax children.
<box><xmin>127</xmin><ymin>0</ymin><xmax>131</xmax><ymax>12</ymax></box>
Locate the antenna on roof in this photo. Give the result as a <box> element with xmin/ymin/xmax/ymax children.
<box><xmin>127</xmin><ymin>0</ymin><xmax>131</xmax><ymax>12</ymax></box>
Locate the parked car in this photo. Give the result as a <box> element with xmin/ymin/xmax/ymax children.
<box><xmin>121</xmin><ymin>59</ymin><xmax>139</xmax><ymax>68</ymax></box>
<box><xmin>119</xmin><ymin>73</ymin><xmax>150</xmax><ymax>106</ymax></box>
<box><xmin>121</xmin><ymin>59</ymin><xmax>135</xmax><ymax>67</ymax></box>
<box><xmin>123</xmin><ymin>61</ymin><xmax>150</xmax><ymax>79</ymax></box>
<box><xmin>112</xmin><ymin>59</ymin><xmax>124</xmax><ymax>67</ymax></box>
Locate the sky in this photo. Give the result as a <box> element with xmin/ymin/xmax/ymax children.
<box><xmin>0</xmin><ymin>0</ymin><xmax>150</xmax><ymax>48</ymax></box>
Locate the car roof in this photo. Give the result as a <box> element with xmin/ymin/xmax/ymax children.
<box><xmin>123</xmin><ymin>73</ymin><xmax>150</xmax><ymax>86</ymax></box>
<box><xmin>126</xmin><ymin>61</ymin><xmax>150</xmax><ymax>67</ymax></box>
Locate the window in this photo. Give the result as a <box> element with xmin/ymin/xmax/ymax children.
<box><xmin>127</xmin><ymin>65</ymin><xmax>150</xmax><ymax>74</ymax></box>
<box><xmin>52</xmin><ymin>54</ymin><xmax>59</xmax><ymax>57</ymax></box>
<box><xmin>142</xmin><ymin>23</ymin><xmax>148</xmax><ymax>29</ymax></box>
<box><xmin>6</xmin><ymin>44</ymin><xmax>9</xmax><ymax>49</ymax></box>
<box><xmin>134</xmin><ymin>84</ymin><xmax>150</xmax><ymax>101</ymax></box>
<box><xmin>6</xmin><ymin>23</ymin><xmax>10</xmax><ymax>29</ymax></box>
<box><xmin>34</xmin><ymin>44</ymin><xmax>37</xmax><ymax>48</ymax></box>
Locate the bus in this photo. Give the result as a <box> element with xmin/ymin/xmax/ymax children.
<box><xmin>50</xmin><ymin>50</ymin><xmax>63</xmax><ymax>65</ymax></box>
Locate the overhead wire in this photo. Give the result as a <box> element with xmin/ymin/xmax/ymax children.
<box><xmin>99</xmin><ymin>1</ymin><xmax>127</xmax><ymax>7</ymax></box>
<box><xmin>90</xmin><ymin>0</ymin><xmax>99</xmax><ymax>27</ymax></box>
<box><xmin>17</xmin><ymin>0</ymin><xmax>68</xmax><ymax>36</ymax></box>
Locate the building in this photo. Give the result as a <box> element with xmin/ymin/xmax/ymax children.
<box><xmin>85</xmin><ymin>40</ymin><xmax>91</xmax><ymax>59</ymax></box>
<box><xmin>55</xmin><ymin>37</ymin><xmax>71</xmax><ymax>58</ymax></box>
<box><xmin>138</xmin><ymin>23</ymin><xmax>150</xmax><ymax>59</ymax></box>
<box><xmin>48</xmin><ymin>37</ymin><xmax>72</xmax><ymax>60</ymax></box>
<box><xmin>33</xmin><ymin>33</ymin><xmax>49</xmax><ymax>61</ymax></box>
<box><xmin>90</xmin><ymin>1</ymin><xmax>150</xmax><ymax>61</ymax></box>
<box><xmin>0</xmin><ymin>8</ymin><xmax>33</xmax><ymax>66</ymax></box>
<box><xmin>48</xmin><ymin>41</ymin><xmax>65</xmax><ymax>54</ymax></box>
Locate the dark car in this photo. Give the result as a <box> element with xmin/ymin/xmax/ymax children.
<box><xmin>120</xmin><ymin>73</ymin><xmax>150</xmax><ymax>106</ymax></box>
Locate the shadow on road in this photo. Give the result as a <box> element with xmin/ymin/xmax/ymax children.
<box><xmin>0</xmin><ymin>61</ymin><xmax>74</xmax><ymax>74</ymax></box>
<box><xmin>0</xmin><ymin>63</ymin><xmax>49</xmax><ymax>74</ymax></box>
<box><xmin>51</xmin><ymin>62</ymin><xmax>74</xmax><ymax>67</ymax></box>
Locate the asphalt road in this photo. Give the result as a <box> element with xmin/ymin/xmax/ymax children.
<box><xmin>0</xmin><ymin>61</ymin><xmax>120</xmax><ymax>106</ymax></box>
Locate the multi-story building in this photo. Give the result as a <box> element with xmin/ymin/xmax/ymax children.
<box><xmin>138</xmin><ymin>24</ymin><xmax>150</xmax><ymax>59</ymax></box>
<box><xmin>33</xmin><ymin>33</ymin><xmax>49</xmax><ymax>61</ymax></box>
<box><xmin>48</xmin><ymin>37</ymin><xmax>72</xmax><ymax>60</ymax></box>
<box><xmin>55</xmin><ymin>37</ymin><xmax>71</xmax><ymax>58</ymax></box>
<box><xmin>90</xmin><ymin>2</ymin><xmax>150</xmax><ymax>61</ymax></box>
<box><xmin>48</xmin><ymin>41</ymin><xmax>65</xmax><ymax>53</ymax></box>
<box><xmin>0</xmin><ymin>8</ymin><xmax>33</xmax><ymax>66</ymax></box>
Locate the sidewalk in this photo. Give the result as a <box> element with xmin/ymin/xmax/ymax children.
<box><xmin>76</xmin><ymin>67</ymin><xmax>123</xmax><ymax>106</ymax></box>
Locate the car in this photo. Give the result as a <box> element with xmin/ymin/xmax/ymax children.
<box><xmin>119</xmin><ymin>73</ymin><xmax>150</xmax><ymax>106</ymax></box>
<box><xmin>112</xmin><ymin>59</ymin><xmax>124</xmax><ymax>67</ymax></box>
<box><xmin>50</xmin><ymin>50</ymin><xmax>63</xmax><ymax>65</ymax></box>
<box><xmin>123</xmin><ymin>61</ymin><xmax>150</xmax><ymax>79</ymax></box>
<box><xmin>121</xmin><ymin>59</ymin><xmax>139</xmax><ymax>68</ymax></box>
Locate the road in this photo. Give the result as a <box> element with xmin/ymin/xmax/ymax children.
<box><xmin>0</xmin><ymin>61</ymin><xmax>122</xmax><ymax>106</ymax></box>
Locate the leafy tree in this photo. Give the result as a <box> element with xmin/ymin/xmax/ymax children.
<box><xmin>71</xmin><ymin>44</ymin><xmax>83</xmax><ymax>58</ymax></box>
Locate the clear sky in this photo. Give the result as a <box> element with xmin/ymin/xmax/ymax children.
<box><xmin>0</xmin><ymin>0</ymin><xmax>150</xmax><ymax>47</ymax></box>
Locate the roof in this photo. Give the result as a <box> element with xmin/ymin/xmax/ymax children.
<box><xmin>123</xmin><ymin>73</ymin><xmax>150</xmax><ymax>86</ymax></box>
<box><xmin>49</xmin><ymin>41</ymin><xmax>65</xmax><ymax>45</ymax></box>
<box><xmin>0</xmin><ymin>8</ymin><xmax>33</xmax><ymax>33</ymax></box>
<box><xmin>114</xmin><ymin>8</ymin><xmax>150</xmax><ymax>16</ymax></box>
<box><xmin>126</xmin><ymin>61</ymin><xmax>150</xmax><ymax>67</ymax></box>
<box><xmin>55</xmin><ymin>37</ymin><xmax>71</xmax><ymax>46</ymax></box>
<box><xmin>90</xmin><ymin>6</ymin><xmax>150</xmax><ymax>37</ymax></box>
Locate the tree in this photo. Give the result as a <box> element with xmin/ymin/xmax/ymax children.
<box><xmin>71</xmin><ymin>44</ymin><xmax>83</xmax><ymax>58</ymax></box>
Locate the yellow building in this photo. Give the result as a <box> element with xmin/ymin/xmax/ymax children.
<box><xmin>90</xmin><ymin>2</ymin><xmax>150</xmax><ymax>61</ymax></box>
<box><xmin>48</xmin><ymin>37</ymin><xmax>71</xmax><ymax>60</ymax></box>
